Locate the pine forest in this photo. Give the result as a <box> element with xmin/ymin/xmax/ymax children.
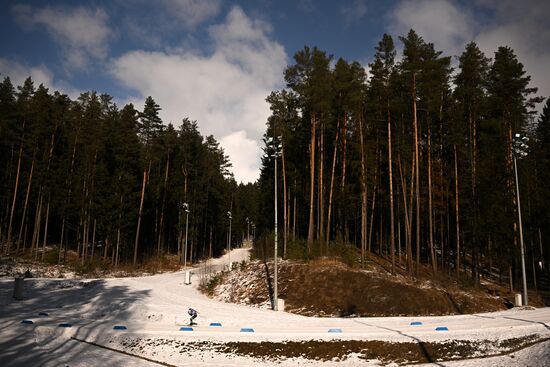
<box><xmin>1</xmin><ymin>30</ymin><xmax>549</xmax><ymax>292</ymax></box>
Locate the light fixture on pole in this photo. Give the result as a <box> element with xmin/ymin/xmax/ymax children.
<box><xmin>227</xmin><ymin>211</ymin><xmax>232</xmax><ymax>269</ymax></box>
<box><xmin>513</xmin><ymin>133</ymin><xmax>529</xmax><ymax>306</ymax></box>
<box><xmin>183</xmin><ymin>202</ymin><xmax>190</xmax><ymax>269</ymax></box>
<box><xmin>263</xmin><ymin>135</ymin><xmax>283</xmax><ymax>311</ymax></box>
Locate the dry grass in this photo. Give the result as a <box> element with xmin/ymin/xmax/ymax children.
<box><xmin>203</xmin><ymin>255</ymin><xmax>542</xmax><ymax>317</ymax></box>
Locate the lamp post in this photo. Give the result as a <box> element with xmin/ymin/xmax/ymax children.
<box><xmin>183</xmin><ymin>203</ymin><xmax>190</xmax><ymax>269</ymax></box>
<box><xmin>264</xmin><ymin>135</ymin><xmax>283</xmax><ymax>311</ymax></box>
<box><xmin>227</xmin><ymin>211</ymin><xmax>232</xmax><ymax>269</ymax></box>
<box><xmin>251</xmin><ymin>223</ymin><xmax>255</xmax><ymax>244</ymax></box>
<box><xmin>513</xmin><ymin>133</ymin><xmax>529</xmax><ymax>306</ymax></box>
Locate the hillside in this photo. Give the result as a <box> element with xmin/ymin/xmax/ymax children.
<box><xmin>202</xmin><ymin>255</ymin><xmax>546</xmax><ymax>317</ymax></box>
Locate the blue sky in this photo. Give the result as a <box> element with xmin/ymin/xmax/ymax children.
<box><xmin>1</xmin><ymin>0</ymin><xmax>549</xmax><ymax>183</ymax></box>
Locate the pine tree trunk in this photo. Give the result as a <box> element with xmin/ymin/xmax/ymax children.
<box><xmin>17</xmin><ymin>157</ymin><xmax>34</xmax><ymax>252</ymax></box>
<box><xmin>454</xmin><ymin>145</ymin><xmax>461</xmax><ymax>278</ymax></box>
<box><xmin>359</xmin><ymin>114</ymin><xmax>368</xmax><ymax>264</ymax></box>
<box><xmin>91</xmin><ymin>219</ymin><xmax>96</xmax><ymax>260</ymax></box>
<box><xmin>115</xmin><ymin>228</ymin><xmax>121</xmax><ymax>269</ymax></box>
<box><xmin>319</xmin><ymin>123</ymin><xmax>325</xmax><ymax>245</ymax></box>
<box><xmin>59</xmin><ymin>218</ymin><xmax>65</xmax><ymax>264</ymax></box>
<box><xmin>282</xmin><ymin>146</ymin><xmax>288</xmax><ymax>258</ymax></box>
<box><xmin>388</xmin><ymin>100</ymin><xmax>395</xmax><ymax>274</ymax></box>
<box><xmin>428</xmin><ymin>123</ymin><xmax>436</xmax><ymax>272</ymax></box>
<box><xmin>398</xmin><ymin>157</ymin><xmax>412</xmax><ymax>274</ymax></box>
<box><xmin>134</xmin><ymin>163</ymin><xmax>149</xmax><ymax>266</ymax></box>
<box><xmin>293</xmin><ymin>183</ymin><xmax>297</xmax><ymax>238</ymax></box>
<box><xmin>412</xmin><ymin>73</ymin><xmax>420</xmax><ymax>276</ymax></box>
<box><xmin>469</xmin><ymin>108</ymin><xmax>479</xmax><ymax>283</ymax></box>
<box><xmin>307</xmin><ymin>113</ymin><xmax>316</xmax><ymax>246</ymax></box>
<box><xmin>32</xmin><ymin>190</ymin><xmax>43</xmax><ymax>259</ymax></box>
<box><xmin>326</xmin><ymin>117</ymin><xmax>340</xmax><ymax>243</ymax></box>
<box><xmin>6</xmin><ymin>129</ymin><xmax>24</xmax><ymax>254</ymax></box>
<box><xmin>41</xmin><ymin>194</ymin><xmax>51</xmax><ymax>261</ymax></box>
<box><xmin>407</xmin><ymin>149</ymin><xmax>416</xmax><ymax>275</ymax></box>
<box><xmin>157</xmin><ymin>153</ymin><xmax>170</xmax><ymax>259</ymax></box>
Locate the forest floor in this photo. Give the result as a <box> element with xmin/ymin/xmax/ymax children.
<box><xmin>203</xmin><ymin>255</ymin><xmax>547</xmax><ymax>317</ymax></box>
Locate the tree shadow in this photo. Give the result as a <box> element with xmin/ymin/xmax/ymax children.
<box><xmin>352</xmin><ymin>319</ymin><xmax>445</xmax><ymax>366</ymax></box>
<box><xmin>262</xmin><ymin>261</ymin><xmax>274</xmax><ymax>310</ymax></box>
<box><xmin>444</xmin><ymin>291</ymin><xmax>463</xmax><ymax>314</ymax></box>
<box><xmin>0</xmin><ymin>278</ymin><xmax>151</xmax><ymax>366</ymax></box>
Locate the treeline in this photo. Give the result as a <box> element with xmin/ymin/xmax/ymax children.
<box><xmin>0</xmin><ymin>79</ymin><xmax>259</xmax><ymax>266</ymax></box>
<box><xmin>258</xmin><ymin>29</ymin><xmax>549</xmax><ymax>290</ymax></box>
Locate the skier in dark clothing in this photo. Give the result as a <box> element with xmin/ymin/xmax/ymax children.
<box><xmin>188</xmin><ymin>308</ymin><xmax>198</xmax><ymax>325</ymax></box>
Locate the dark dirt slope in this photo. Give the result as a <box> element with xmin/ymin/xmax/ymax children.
<box><xmin>203</xmin><ymin>257</ymin><xmax>545</xmax><ymax>317</ymax></box>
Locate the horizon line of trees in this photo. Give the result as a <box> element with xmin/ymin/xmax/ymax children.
<box><xmin>0</xmin><ymin>79</ymin><xmax>259</xmax><ymax>267</ymax></box>
<box><xmin>258</xmin><ymin>29</ymin><xmax>550</xmax><ymax>292</ymax></box>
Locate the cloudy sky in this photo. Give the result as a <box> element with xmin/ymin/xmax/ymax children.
<box><xmin>1</xmin><ymin>0</ymin><xmax>549</xmax><ymax>183</ymax></box>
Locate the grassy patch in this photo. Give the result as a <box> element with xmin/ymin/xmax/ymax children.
<box><xmin>119</xmin><ymin>335</ymin><xmax>547</xmax><ymax>365</ymax></box>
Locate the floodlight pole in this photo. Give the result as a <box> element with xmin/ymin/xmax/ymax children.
<box><xmin>184</xmin><ymin>203</ymin><xmax>190</xmax><ymax>269</ymax></box>
<box><xmin>274</xmin><ymin>150</ymin><xmax>279</xmax><ymax>311</ymax></box>
<box><xmin>513</xmin><ymin>154</ymin><xmax>528</xmax><ymax>306</ymax></box>
<box><xmin>227</xmin><ymin>211</ymin><xmax>232</xmax><ymax>269</ymax></box>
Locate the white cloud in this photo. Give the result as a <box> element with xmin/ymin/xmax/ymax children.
<box><xmin>110</xmin><ymin>6</ymin><xmax>287</xmax><ymax>183</ymax></box>
<box><xmin>0</xmin><ymin>58</ymin><xmax>53</xmax><ymax>88</ymax></box>
<box><xmin>388</xmin><ymin>0</ymin><xmax>549</xmax><ymax>109</ymax></box>
<box><xmin>388</xmin><ymin>0</ymin><xmax>476</xmax><ymax>56</ymax></box>
<box><xmin>473</xmin><ymin>0</ymin><xmax>550</xmax><ymax>107</ymax></box>
<box><xmin>341</xmin><ymin>0</ymin><xmax>368</xmax><ymax>24</ymax></box>
<box><xmin>220</xmin><ymin>130</ymin><xmax>263</xmax><ymax>183</ymax></box>
<box><xmin>0</xmin><ymin>58</ymin><xmax>80</xmax><ymax>99</ymax></box>
<box><xmin>163</xmin><ymin>0</ymin><xmax>222</xmax><ymax>29</ymax></box>
<box><xmin>12</xmin><ymin>4</ymin><xmax>111</xmax><ymax>70</ymax></box>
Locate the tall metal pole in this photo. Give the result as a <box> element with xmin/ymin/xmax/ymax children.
<box><xmin>184</xmin><ymin>208</ymin><xmax>189</xmax><ymax>269</ymax></box>
<box><xmin>274</xmin><ymin>154</ymin><xmax>278</xmax><ymax>311</ymax></box>
<box><xmin>227</xmin><ymin>211</ymin><xmax>232</xmax><ymax>269</ymax></box>
<box><xmin>514</xmin><ymin>156</ymin><xmax>528</xmax><ymax>306</ymax></box>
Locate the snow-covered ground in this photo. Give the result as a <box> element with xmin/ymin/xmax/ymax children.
<box><xmin>1</xmin><ymin>248</ymin><xmax>549</xmax><ymax>366</ymax></box>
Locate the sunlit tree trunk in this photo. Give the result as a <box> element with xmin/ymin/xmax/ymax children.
<box><xmin>307</xmin><ymin>113</ymin><xmax>316</xmax><ymax>247</ymax></box>
<box><xmin>428</xmin><ymin>123</ymin><xmax>436</xmax><ymax>272</ymax></box>
<box><xmin>134</xmin><ymin>162</ymin><xmax>149</xmax><ymax>266</ymax></box>
<box><xmin>326</xmin><ymin>117</ymin><xmax>340</xmax><ymax>243</ymax></box>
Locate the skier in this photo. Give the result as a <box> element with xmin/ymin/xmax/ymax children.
<box><xmin>188</xmin><ymin>307</ymin><xmax>198</xmax><ymax>325</ymax></box>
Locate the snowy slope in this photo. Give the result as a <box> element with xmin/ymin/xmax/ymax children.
<box><xmin>1</xmin><ymin>248</ymin><xmax>549</xmax><ymax>366</ymax></box>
